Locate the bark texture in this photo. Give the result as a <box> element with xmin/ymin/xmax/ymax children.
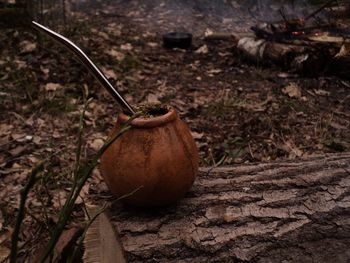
<box><xmin>108</xmin><ymin>153</ymin><xmax>350</xmax><ymax>263</ymax></box>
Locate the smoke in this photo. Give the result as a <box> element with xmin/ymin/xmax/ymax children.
<box><xmin>120</xmin><ymin>0</ymin><xmax>263</xmax><ymax>35</ymax></box>
<box><xmin>71</xmin><ymin>0</ymin><xmax>329</xmax><ymax>35</ymax></box>
<box><xmin>118</xmin><ymin>0</ymin><xmax>323</xmax><ymax>35</ymax></box>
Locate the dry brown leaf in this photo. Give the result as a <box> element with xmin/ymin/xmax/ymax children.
<box><xmin>314</xmin><ymin>89</ymin><xmax>330</xmax><ymax>96</ymax></box>
<box><xmin>76</xmin><ymin>184</ymin><xmax>90</xmax><ymax>204</ymax></box>
<box><xmin>282</xmin><ymin>83</ymin><xmax>302</xmax><ymax>98</ymax></box>
<box><xmin>52</xmin><ymin>130</ymin><xmax>61</xmax><ymax>139</ymax></box>
<box><xmin>330</xmin><ymin>122</ymin><xmax>348</xmax><ymax>130</ymax></box>
<box><xmin>106</xmin><ymin>23</ymin><xmax>122</xmax><ymax>37</ymax></box>
<box><xmin>0</xmin><ymin>124</ymin><xmax>13</xmax><ymax>135</ymax></box>
<box><xmin>191</xmin><ymin>131</ymin><xmax>204</xmax><ymax>140</ymax></box>
<box><xmin>284</xmin><ymin>141</ymin><xmax>303</xmax><ymax>158</ymax></box>
<box><xmin>32</xmin><ymin>136</ymin><xmax>41</xmax><ymax>145</ymax></box>
<box><xmin>98</xmin><ymin>31</ymin><xmax>110</xmax><ymax>40</ymax></box>
<box><xmin>335</xmin><ymin>44</ymin><xmax>350</xmax><ymax>58</ymax></box>
<box><xmin>147</xmin><ymin>42</ymin><xmax>158</xmax><ymax>48</ymax></box>
<box><xmin>127</xmin><ymin>10</ymin><xmax>141</xmax><ymax>17</ymax></box>
<box><xmin>27</xmin><ymin>155</ymin><xmax>39</xmax><ymax>164</ymax></box>
<box><xmin>20</xmin><ymin>40</ymin><xmax>36</xmax><ymax>54</ymax></box>
<box><xmin>53</xmin><ymin>190</ymin><xmax>67</xmax><ymax>209</ymax></box>
<box><xmin>11</xmin><ymin>133</ymin><xmax>26</xmax><ymax>141</ymax></box>
<box><xmin>106</xmin><ymin>49</ymin><xmax>125</xmax><ymax>62</ymax></box>
<box><xmin>0</xmin><ymin>246</ymin><xmax>10</xmax><ymax>262</ymax></box>
<box><xmin>147</xmin><ymin>93</ymin><xmax>160</xmax><ymax>104</ymax></box>
<box><xmin>204</xmin><ymin>28</ymin><xmax>214</xmax><ymax>37</ymax></box>
<box><xmin>40</xmin><ymin>66</ymin><xmax>50</xmax><ymax>80</ymax></box>
<box><xmin>102</xmin><ymin>68</ymin><xmax>118</xmax><ymax>80</ymax></box>
<box><xmin>9</xmin><ymin>145</ymin><xmax>27</xmax><ymax>156</ymax></box>
<box><xmin>120</xmin><ymin>43</ymin><xmax>133</xmax><ymax>51</ymax></box>
<box><xmin>89</xmin><ymin>138</ymin><xmax>104</xmax><ymax>152</ymax></box>
<box><xmin>45</xmin><ymin>83</ymin><xmax>62</xmax><ymax>91</ymax></box>
<box><xmin>195</xmin><ymin>45</ymin><xmax>208</xmax><ymax>54</ymax></box>
<box><xmin>13</xmin><ymin>59</ymin><xmax>26</xmax><ymax>69</ymax></box>
<box><xmin>207</xmin><ymin>69</ymin><xmax>222</xmax><ymax>75</ymax></box>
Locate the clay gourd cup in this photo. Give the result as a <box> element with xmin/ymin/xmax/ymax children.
<box><xmin>100</xmin><ymin>106</ymin><xmax>199</xmax><ymax>207</ymax></box>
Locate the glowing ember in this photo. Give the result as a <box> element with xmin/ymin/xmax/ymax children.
<box><xmin>291</xmin><ymin>31</ymin><xmax>305</xmax><ymax>36</ymax></box>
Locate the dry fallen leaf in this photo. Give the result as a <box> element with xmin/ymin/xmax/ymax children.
<box><xmin>0</xmin><ymin>244</ymin><xmax>10</xmax><ymax>262</ymax></box>
<box><xmin>102</xmin><ymin>68</ymin><xmax>118</xmax><ymax>80</ymax></box>
<box><xmin>53</xmin><ymin>190</ymin><xmax>67</xmax><ymax>209</ymax></box>
<box><xmin>335</xmin><ymin>44</ymin><xmax>350</xmax><ymax>58</ymax></box>
<box><xmin>147</xmin><ymin>42</ymin><xmax>158</xmax><ymax>48</ymax></box>
<box><xmin>207</xmin><ymin>69</ymin><xmax>222</xmax><ymax>75</ymax></box>
<box><xmin>45</xmin><ymin>83</ymin><xmax>62</xmax><ymax>91</ymax></box>
<box><xmin>204</xmin><ymin>28</ymin><xmax>214</xmax><ymax>37</ymax></box>
<box><xmin>106</xmin><ymin>49</ymin><xmax>125</xmax><ymax>61</ymax></box>
<box><xmin>76</xmin><ymin>184</ymin><xmax>90</xmax><ymax>204</ymax></box>
<box><xmin>89</xmin><ymin>138</ymin><xmax>104</xmax><ymax>151</ymax></box>
<box><xmin>20</xmin><ymin>40</ymin><xmax>36</xmax><ymax>54</ymax></box>
<box><xmin>195</xmin><ymin>45</ymin><xmax>208</xmax><ymax>54</ymax></box>
<box><xmin>330</xmin><ymin>122</ymin><xmax>348</xmax><ymax>130</ymax></box>
<box><xmin>9</xmin><ymin>145</ymin><xmax>27</xmax><ymax>157</ymax></box>
<box><xmin>147</xmin><ymin>93</ymin><xmax>160</xmax><ymax>104</ymax></box>
<box><xmin>98</xmin><ymin>31</ymin><xmax>110</xmax><ymax>40</ymax></box>
<box><xmin>106</xmin><ymin>23</ymin><xmax>122</xmax><ymax>37</ymax></box>
<box><xmin>282</xmin><ymin>82</ymin><xmax>301</xmax><ymax>98</ymax></box>
<box><xmin>0</xmin><ymin>124</ymin><xmax>14</xmax><ymax>135</ymax></box>
<box><xmin>120</xmin><ymin>43</ymin><xmax>133</xmax><ymax>51</ymax></box>
<box><xmin>314</xmin><ymin>89</ymin><xmax>330</xmax><ymax>96</ymax></box>
<box><xmin>191</xmin><ymin>131</ymin><xmax>204</xmax><ymax>140</ymax></box>
<box><xmin>223</xmin><ymin>18</ymin><xmax>233</xmax><ymax>24</ymax></box>
<box><xmin>284</xmin><ymin>141</ymin><xmax>303</xmax><ymax>157</ymax></box>
<box><xmin>11</xmin><ymin>133</ymin><xmax>26</xmax><ymax>141</ymax></box>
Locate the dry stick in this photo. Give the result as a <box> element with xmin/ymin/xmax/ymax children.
<box><xmin>9</xmin><ymin>162</ymin><xmax>44</xmax><ymax>263</ymax></box>
<box><xmin>38</xmin><ymin>113</ymin><xmax>141</xmax><ymax>263</ymax></box>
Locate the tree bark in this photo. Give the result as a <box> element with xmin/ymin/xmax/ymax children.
<box><xmin>108</xmin><ymin>153</ymin><xmax>350</xmax><ymax>263</ymax></box>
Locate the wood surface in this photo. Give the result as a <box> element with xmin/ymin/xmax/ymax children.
<box><xmin>108</xmin><ymin>153</ymin><xmax>350</xmax><ymax>263</ymax></box>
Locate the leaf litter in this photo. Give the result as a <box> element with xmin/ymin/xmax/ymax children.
<box><xmin>0</xmin><ymin>0</ymin><xmax>350</xmax><ymax>260</ymax></box>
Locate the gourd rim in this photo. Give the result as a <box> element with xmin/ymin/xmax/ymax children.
<box><xmin>118</xmin><ymin>107</ymin><xmax>177</xmax><ymax>128</ymax></box>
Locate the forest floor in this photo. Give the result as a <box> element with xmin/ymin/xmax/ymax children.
<box><xmin>0</xmin><ymin>0</ymin><xmax>350</xmax><ymax>261</ymax></box>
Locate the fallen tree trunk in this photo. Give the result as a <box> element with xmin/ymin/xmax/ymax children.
<box><xmin>108</xmin><ymin>153</ymin><xmax>350</xmax><ymax>263</ymax></box>
<box><xmin>236</xmin><ymin>37</ymin><xmax>331</xmax><ymax>75</ymax></box>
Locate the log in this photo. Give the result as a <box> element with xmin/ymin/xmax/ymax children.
<box><xmin>108</xmin><ymin>153</ymin><xmax>350</xmax><ymax>263</ymax></box>
<box><xmin>203</xmin><ymin>32</ymin><xmax>236</xmax><ymax>41</ymax></box>
<box><xmin>236</xmin><ymin>37</ymin><xmax>329</xmax><ymax>74</ymax></box>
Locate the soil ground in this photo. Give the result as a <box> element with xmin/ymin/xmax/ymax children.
<box><xmin>0</xmin><ymin>0</ymin><xmax>349</xmax><ymax>261</ymax></box>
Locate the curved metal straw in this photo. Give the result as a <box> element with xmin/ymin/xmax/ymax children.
<box><xmin>32</xmin><ymin>21</ymin><xmax>135</xmax><ymax>115</ymax></box>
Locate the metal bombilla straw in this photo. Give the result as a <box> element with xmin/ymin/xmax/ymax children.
<box><xmin>32</xmin><ymin>21</ymin><xmax>135</xmax><ymax>115</ymax></box>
